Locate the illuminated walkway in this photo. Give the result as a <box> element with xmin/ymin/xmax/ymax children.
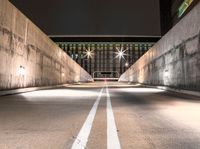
<box><xmin>0</xmin><ymin>82</ymin><xmax>200</xmax><ymax>149</ymax></box>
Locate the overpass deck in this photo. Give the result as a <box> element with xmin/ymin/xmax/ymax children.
<box><xmin>0</xmin><ymin>82</ymin><xmax>200</xmax><ymax>149</ymax></box>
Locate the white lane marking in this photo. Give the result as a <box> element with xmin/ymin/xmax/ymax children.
<box><xmin>106</xmin><ymin>85</ymin><xmax>121</xmax><ymax>149</ymax></box>
<box><xmin>71</xmin><ymin>88</ymin><xmax>104</xmax><ymax>149</ymax></box>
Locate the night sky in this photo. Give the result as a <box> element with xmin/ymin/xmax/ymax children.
<box><xmin>10</xmin><ymin>0</ymin><xmax>161</xmax><ymax>36</ymax></box>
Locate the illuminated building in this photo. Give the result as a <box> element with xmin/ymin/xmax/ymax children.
<box><xmin>51</xmin><ymin>37</ymin><xmax>159</xmax><ymax>79</ymax></box>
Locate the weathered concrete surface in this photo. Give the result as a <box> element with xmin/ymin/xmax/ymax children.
<box><xmin>119</xmin><ymin>1</ymin><xmax>200</xmax><ymax>91</ymax></box>
<box><xmin>0</xmin><ymin>0</ymin><xmax>92</xmax><ymax>90</ymax></box>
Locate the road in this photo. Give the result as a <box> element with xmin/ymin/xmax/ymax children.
<box><xmin>0</xmin><ymin>81</ymin><xmax>200</xmax><ymax>149</ymax></box>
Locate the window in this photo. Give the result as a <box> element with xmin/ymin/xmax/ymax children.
<box><xmin>75</xmin><ymin>54</ymin><xmax>78</xmax><ymax>59</ymax></box>
<box><xmin>178</xmin><ymin>0</ymin><xmax>193</xmax><ymax>18</ymax></box>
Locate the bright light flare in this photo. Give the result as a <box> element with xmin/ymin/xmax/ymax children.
<box><xmin>84</xmin><ymin>48</ymin><xmax>94</xmax><ymax>59</ymax></box>
<box><xmin>115</xmin><ymin>47</ymin><xmax>127</xmax><ymax>60</ymax></box>
<box><xmin>87</xmin><ymin>51</ymin><xmax>91</xmax><ymax>56</ymax></box>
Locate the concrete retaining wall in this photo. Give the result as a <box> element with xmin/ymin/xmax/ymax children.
<box><xmin>119</xmin><ymin>1</ymin><xmax>200</xmax><ymax>91</ymax></box>
<box><xmin>0</xmin><ymin>0</ymin><xmax>92</xmax><ymax>90</ymax></box>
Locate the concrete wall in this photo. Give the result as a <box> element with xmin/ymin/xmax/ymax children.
<box><xmin>0</xmin><ymin>0</ymin><xmax>92</xmax><ymax>90</ymax></box>
<box><xmin>119</xmin><ymin>1</ymin><xmax>200</xmax><ymax>91</ymax></box>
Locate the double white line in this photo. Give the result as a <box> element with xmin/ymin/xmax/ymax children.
<box><xmin>106</xmin><ymin>85</ymin><xmax>121</xmax><ymax>149</ymax></box>
<box><xmin>71</xmin><ymin>85</ymin><xmax>121</xmax><ymax>149</ymax></box>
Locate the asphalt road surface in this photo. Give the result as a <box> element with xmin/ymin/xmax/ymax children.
<box><xmin>0</xmin><ymin>81</ymin><xmax>200</xmax><ymax>149</ymax></box>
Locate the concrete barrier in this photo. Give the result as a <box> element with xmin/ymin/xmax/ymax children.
<box><xmin>0</xmin><ymin>0</ymin><xmax>93</xmax><ymax>90</ymax></box>
<box><xmin>119</xmin><ymin>1</ymin><xmax>200</xmax><ymax>91</ymax></box>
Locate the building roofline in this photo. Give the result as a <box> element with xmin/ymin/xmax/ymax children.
<box><xmin>49</xmin><ymin>35</ymin><xmax>161</xmax><ymax>38</ymax></box>
<box><xmin>50</xmin><ymin>35</ymin><xmax>161</xmax><ymax>42</ymax></box>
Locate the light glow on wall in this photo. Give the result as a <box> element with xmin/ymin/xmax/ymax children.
<box><xmin>163</xmin><ymin>69</ymin><xmax>170</xmax><ymax>85</ymax></box>
<box><xmin>62</xmin><ymin>72</ymin><xmax>65</xmax><ymax>77</ymax></box>
<box><xmin>19</xmin><ymin>66</ymin><xmax>26</xmax><ymax>76</ymax></box>
<box><xmin>75</xmin><ymin>75</ymin><xmax>80</xmax><ymax>82</ymax></box>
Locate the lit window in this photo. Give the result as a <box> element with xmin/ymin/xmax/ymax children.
<box><xmin>178</xmin><ymin>0</ymin><xmax>193</xmax><ymax>18</ymax></box>
<box><xmin>75</xmin><ymin>54</ymin><xmax>78</xmax><ymax>59</ymax></box>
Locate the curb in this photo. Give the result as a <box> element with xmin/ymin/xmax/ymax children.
<box><xmin>140</xmin><ymin>84</ymin><xmax>200</xmax><ymax>97</ymax></box>
<box><xmin>0</xmin><ymin>84</ymin><xmax>70</xmax><ymax>96</ymax></box>
<box><xmin>156</xmin><ymin>86</ymin><xmax>200</xmax><ymax>97</ymax></box>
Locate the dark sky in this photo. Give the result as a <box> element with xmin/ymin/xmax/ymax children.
<box><xmin>10</xmin><ymin>0</ymin><xmax>161</xmax><ymax>36</ymax></box>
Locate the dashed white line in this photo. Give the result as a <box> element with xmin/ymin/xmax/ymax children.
<box><xmin>71</xmin><ymin>88</ymin><xmax>104</xmax><ymax>149</ymax></box>
<box><xmin>106</xmin><ymin>85</ymin><xmax>121</xmax><ymax>149</ymax></box>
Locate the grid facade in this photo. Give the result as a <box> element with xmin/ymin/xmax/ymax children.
<box><xmin>57</xmin><ymin>42</ymin><xmax>154</xmax><ymax>78</ymax></box>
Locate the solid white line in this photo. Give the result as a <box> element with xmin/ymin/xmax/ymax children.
<box><xmin>71</xmin><ymin>88</ymin><xmax>104</xmax><ymax>149</ymax></box>
<box><xmin>106</xmin><ymin>85</ymin><xmax>121</xmax><ymax>149</ymax></box>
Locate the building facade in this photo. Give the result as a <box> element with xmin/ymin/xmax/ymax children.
<box><xmin>51</xmin><ymin>37</ymin><xmax>159</xmax><ymax>79</ymax></box>
<box><xmin>160</xmin><ymin>0</ymin><xmax>200</xmax><ymax>35</ymax></box>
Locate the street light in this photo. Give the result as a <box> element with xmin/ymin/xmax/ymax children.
<box><xmin>84</xmin><ymin>48</ymin><xmax>94</xmax><ymax>59</ymax></box>
<box><xmin>87</xmin><ymin>51</ymin><xmax>91</xmax><ymax>57</ymax></box>
<box><xmin>125</xmin><ymin>62</ymin><xmax>129</xmax><ymax>67</ymax></box>
<box><xmin>115</xmin><ymin>47</ymin><xmax>127</xmax><ymax>60</ymax></box>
